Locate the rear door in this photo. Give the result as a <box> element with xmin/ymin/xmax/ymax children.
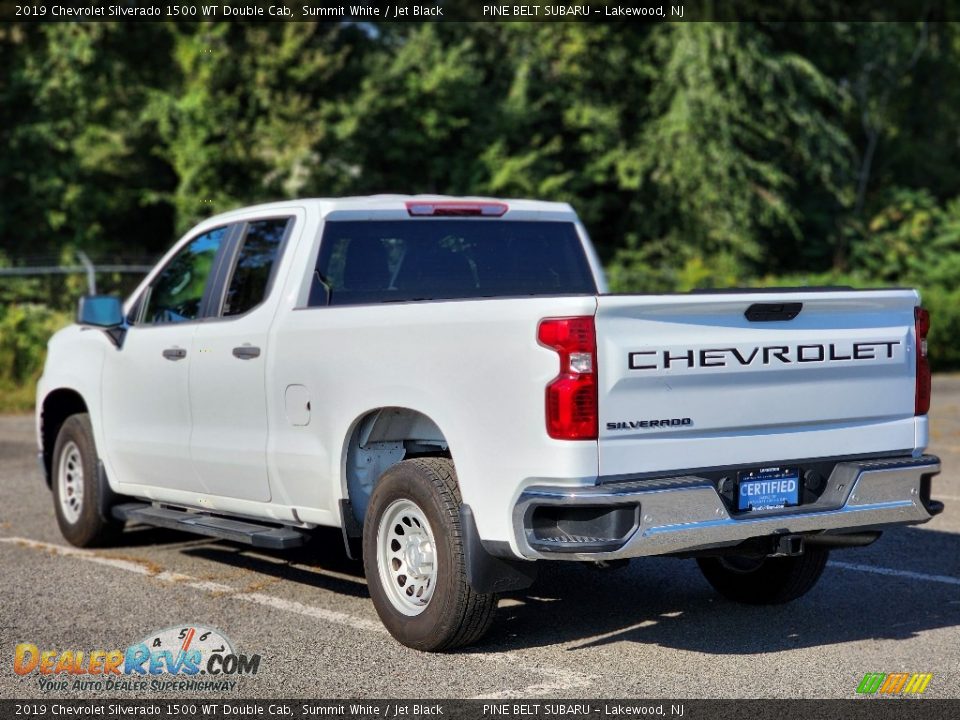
<box><xmin>595</xmin><ymin>290</ymin><xmax>920</xmax><ymax>478</ymax></box>
<box><xmin>188</xmin><ymin>215</ymin><xmax>298</xmax><ymax>502</ymax></box>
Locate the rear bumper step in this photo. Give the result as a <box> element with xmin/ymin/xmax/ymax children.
<box><xmin>112</xmin><ymin>503</ymin><xmax>309</xmax><ymax>550</ymax></box>
<box><xmin>513</xmin><ymin>455</ymin><xmax>941</xmax><ymax>560</ymax></box>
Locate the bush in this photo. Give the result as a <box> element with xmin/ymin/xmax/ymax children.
<box><xmin>918</xmin><ymin>285</ymin><xmax>960</xmax><ymax>370</ymax></box>
<box><xmin>0</xmin><ymin>304</ymin><xmax>72</xmax><ymax>413</ymax></box>
<box><xmin>606</xmin><ymin>235</ymin><xmax>744</xmax><ymax>294</ymax></box>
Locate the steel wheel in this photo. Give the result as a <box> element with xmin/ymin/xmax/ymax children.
<box><xmin>51</xmin><ymin>413</ymin><xmax>123</xmax><ymax>548</ymax></box>
<box><xmin>376</xmin><ymin>498</ymin><xmax>438</xmax><ymax>616</ymax></box>
<box><xmin>57</xmin><ymin>440</ymin><xmax>84</xmax><ymax>524</ymax></box>
<box><xmin>362</xmin><ymin>458</ymin><xmax>498</xmax><ymax>650</ymax></box>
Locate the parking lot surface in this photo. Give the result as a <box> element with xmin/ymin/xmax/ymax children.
<box><xmin>2</xmin><ymin>377</ymin><xmax>959</xmax><ymax>699</ymax></box>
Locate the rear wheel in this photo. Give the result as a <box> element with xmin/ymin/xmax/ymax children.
<box><xmin>51</xmin><ymin>414</ymin><xmax>122</xmax><ymax>547</ymax></box>
<box><xmin>362</xmin><ymin>458</ymin><xmax>497</xmax><ymax>651</ymax></box>
<box><xmin>696</xmin><ymin>546</ymin><xmax>829</xmax><ymax>604</ymax></box>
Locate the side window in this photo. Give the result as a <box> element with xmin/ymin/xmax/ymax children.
<box><xmin>222</xmin><ymin>218</ymin><xmax>290</xmax><ymax>317</ymax></box>
<box><xmin>141</xmin><ymin>227</ymin><xmax>228</xmax><ymax>325</ymax></box>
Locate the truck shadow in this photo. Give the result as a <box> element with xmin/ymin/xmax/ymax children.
<box><xmin>163</xmin><ymin>523</ymin><xmax>960</xmax><ymax>655</ymax></box>
<box><xmin>180</xmin><ymin>529</ymin><xmax>370</xmax><ymax>599</ymax></box>
<box><xmin>487</xmin><ymin>525</ymin><xmax>960</xmax><ymax>654</ymax></box>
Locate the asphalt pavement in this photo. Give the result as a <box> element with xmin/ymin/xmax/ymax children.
<box><xmin>1</xmin><ymin>377</ymin><xmax>959</xmax><ymax>700</ymax></box>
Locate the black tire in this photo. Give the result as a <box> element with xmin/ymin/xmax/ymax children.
<box><xmin>696</xmin><ymin>546</ymin><xmax>829</xmax><ymax>605</ymax></box>
<box><xmin>51</xmin><ymin>413</ymin><xmax>122</xmax><ymax>547</ymax></box>
<box><xmin>362</xmin><ymin>458</ymin><xmax>497</xmax><ymax>651</ymax></box>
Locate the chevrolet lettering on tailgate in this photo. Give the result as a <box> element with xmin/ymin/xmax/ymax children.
<box><xmin>628</xmin><ymin>340</ymin><xmax>902</xmax><ymax>372</ymax></box>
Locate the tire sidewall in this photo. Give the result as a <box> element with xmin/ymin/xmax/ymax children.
<box><xmin>52</xmin><ymin>414</ymin><xmax>107</xmax><ymax>547</ymax></box>
<box><xmin>362</xmin><ymin>461</ymin><xmax>464</xmax><ymax>651</ymax></box>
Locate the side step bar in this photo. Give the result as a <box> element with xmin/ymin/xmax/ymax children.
<box><xmin>112</xmin><ymin>503</ymin><xmax>309</xmax><ymax>550</ymax></box>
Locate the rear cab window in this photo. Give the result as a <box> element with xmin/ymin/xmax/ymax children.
<box><xmin>311</xmin><ymin>220</ymin><xmax>597</xmax><ymax>306</ymax></box>
<box><xmin>222</xmin><ymin>218</ymin><xmax>291</xmax><ymax>317</ymax></box>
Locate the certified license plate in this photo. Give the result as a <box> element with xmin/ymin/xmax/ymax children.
<box><xmin>737</xmin><ymin>467</ymin><xmax>800</xmax><ymax>511</ymax></box>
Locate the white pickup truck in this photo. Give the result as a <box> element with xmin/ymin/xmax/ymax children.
<box><xmin>37</xmin><ymin>196</ymin><xmax>942</xmax><ymax>650</ymax></box>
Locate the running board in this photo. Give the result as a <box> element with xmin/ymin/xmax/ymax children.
<box><xmin>112</xmin><ymin>503</ymin><xmax>308</xmax><ymax>550</ymax></box>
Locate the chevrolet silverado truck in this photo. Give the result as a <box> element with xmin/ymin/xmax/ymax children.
<box><xmin>36</xmin><ymin>196</ymin><xmax>942</xmax><ymax>651</ymax></box>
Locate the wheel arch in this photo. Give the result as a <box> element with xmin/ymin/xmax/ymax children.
<box><xmin>341</xmin><ymin>406</ymin><xmax>452</xmax><ymax>526</ymax></box>
<box><xmin>339</xmin><ymin>406</ymin><xmax>537</xmax><ymax>596</ymax></box>
<box><xmin>39</xmin><ymin>388</ymin><xmax>90</xmax><ymax>486</ymax></box>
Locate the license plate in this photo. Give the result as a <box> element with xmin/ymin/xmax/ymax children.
<box><xmin>737</xmin><ymin>467</ymin><xmax>800</xmax><ymax>511</ymax></box>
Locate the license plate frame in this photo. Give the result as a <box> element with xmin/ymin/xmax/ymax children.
<box><xmin>737</xmin><ymin>467</ymin><xmax>800</xmax><ymax>511</ymax></box>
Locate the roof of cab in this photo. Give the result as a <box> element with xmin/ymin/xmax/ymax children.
<box><xmin>205</xmin><ymin>194</ymin><xmax>577</xmax><ymax>224</ymax></box>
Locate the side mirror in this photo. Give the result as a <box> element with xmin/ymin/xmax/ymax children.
<box><xmin>77</xmin><ymin>295</ymin><xmax>124</xmax><ymax>328</ymax></box>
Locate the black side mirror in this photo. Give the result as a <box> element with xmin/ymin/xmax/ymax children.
<box><xmin>77</xmin><ymin>295</ymin><xmax>124</xmax><ymax>327</ymax></box>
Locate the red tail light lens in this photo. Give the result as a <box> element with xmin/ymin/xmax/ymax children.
<box><xmin>915</xmin><ymin>306</ymin><xmax>931</xmax><ymax>415</ymax></box>
<box><xmin>538</xmin><ymin>316</ymin><xmax>598</xmax><ymax>440</ymax></box>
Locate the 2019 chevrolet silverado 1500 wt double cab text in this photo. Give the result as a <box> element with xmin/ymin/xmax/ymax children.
<box><xmin>37</xmin><ymin>196</ymin><xmax>942</xmax><ymax>650</ymax></box>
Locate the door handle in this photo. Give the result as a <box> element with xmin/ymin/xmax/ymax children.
<box><xmin>744</xmin><ymin>302</ymin><xmax>803</xmax><ymax>322</ymax></box>
<box><xmin>162</xmin><ymin>347</ymin><xmax>187</xmax><ymax>361</ymax></box>
<box><xmin>232</xmin><ymin>345</ymin><xmax>261</xmax><ymax>360</ymax></box>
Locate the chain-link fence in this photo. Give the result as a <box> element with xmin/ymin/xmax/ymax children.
<box><xmin>0</xmin><ymin>252</ymin><xmax>158</xmax><ymax>306</ymax></box>
<box><xmin>0</xmin><ymin>252</ymin><xmax>159</xmax><ymax>411</ymax></box>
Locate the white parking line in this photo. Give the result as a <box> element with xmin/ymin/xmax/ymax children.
<box><xmin>239</xmin><ymin>592</ymin><xmax>386</xmax><ymax>634</ymax></box>
<box><xmin>0</xmin><ymin>536</ymin><xmax>595</xmax><ymax>694</ymax></box>
<box><xmin>829</xmin><ymin>560</ymin><xmax>960</xmax><ymax>586</ymax></box>
<box><xmin>466</xmin><ymin>652</ymin><xmax>595</xmax><ymax>699</ymax></box>
<box><xmin>0</xmin><ymin>536</ymin><xmax>385</xmax><ymax>634</ymax></box>
<box><xmin>0</xmin><ymin>536</ymin><xmax>196</xmax><ymax>582</ymax></box>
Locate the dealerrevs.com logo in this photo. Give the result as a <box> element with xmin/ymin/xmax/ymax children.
<box><xmin>14</xmin><ymin>625</ymin><xmax>261</xmax><ymax>693</ymax></box>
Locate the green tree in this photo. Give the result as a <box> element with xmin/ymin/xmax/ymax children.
<box><xmin>2</xmin><ymin>23</ymin><xmax>174</xmax><ymax>260</ymax></box>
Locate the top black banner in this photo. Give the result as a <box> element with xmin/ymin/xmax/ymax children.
<box><xmin>1</xmin><ymin>0</ymin><xmax>959</xmax><ymax>23</ymax></box>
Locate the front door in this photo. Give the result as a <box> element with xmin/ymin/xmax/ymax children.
<box><xmin>102</xmin><ymin>226</ymin><xmax>230</xmax><ymax>492</ymax></box>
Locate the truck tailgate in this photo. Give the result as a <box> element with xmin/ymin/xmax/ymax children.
<box><xmin>595</xmin><ymin>290</ymin><xmax>922</xmax><ymax>478</ymax></box>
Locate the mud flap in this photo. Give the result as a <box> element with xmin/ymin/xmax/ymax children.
<box><xmin>339</xmin><ymin>499</ymin><xmax>364</xmax><ymax>560</ymax></box>
<box><xmin>459</xmin><ymin>504</ymin><xmax>537</xmax><ymax>594</ymax></box>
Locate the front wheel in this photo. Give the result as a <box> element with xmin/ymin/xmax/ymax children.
<box><xmin>696</xmin><ymin>546</ymin><xmax>829</xmax><ymax>605</ymax></box>
<box><xmin>362</xmin><ymin>458</ymin><xmax>497</xmax><ymax>651</ymax></box>
<box><xmin>51</xmin><ymin>413</ymin><xmax>122</xmax><ymax>547</ymax></box>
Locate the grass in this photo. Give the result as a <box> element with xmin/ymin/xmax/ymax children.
<box><xmin>0</xmin><ymin>381</ymin><xmax>39</xmax><ymax>414</ymax></box>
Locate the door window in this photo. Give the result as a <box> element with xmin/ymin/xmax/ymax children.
<box><xmin>141</xmin><ymin>227</ymin><xmax>228</xmax><ymax>325</ymax></box>
<box><xmin>222</xmin><ymin>218</ymin><xmax>290</xmax><ymax>317</ymax></box>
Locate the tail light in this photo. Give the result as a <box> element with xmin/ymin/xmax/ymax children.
<box><xmin>915</xmin><ymin>306</ymin><xmax>931</xmax><ymax>415</ymax></box>
<box><xmin>406</xmin><ymin>201</ymin><xmax>508</xmax><ymax>217</ymax></box>
<box><xmin>538</xmin><ymin>316</ymin><xmax>598</xmax><ymax>440</ymax></box>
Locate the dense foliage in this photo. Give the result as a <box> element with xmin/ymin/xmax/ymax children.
<box><xmin>2</xmin><ymin>21</ymin><xmax>959</xmax><ymax>409</ymax></box>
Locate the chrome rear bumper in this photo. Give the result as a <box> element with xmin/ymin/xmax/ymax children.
<box><xmin>514</xmin><ymin>455</ymin><xmax>941</xmax><ymax>560</ymax></box>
